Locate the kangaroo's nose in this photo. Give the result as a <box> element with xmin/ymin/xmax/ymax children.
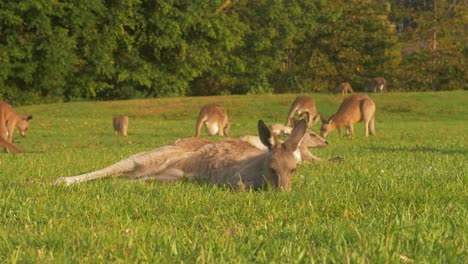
<box><xmin>325</xmin><ymin>141</ymin><xmax>329</xmax><ymax>145</ymax></box>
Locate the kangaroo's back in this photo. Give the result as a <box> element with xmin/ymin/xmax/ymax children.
<box><xmin>285</xmin><ymin>96</ymin><xmax>318</xmax><ymax>127</ymax></box>
<box><xmin>333</xmin><ymin>95</ymin><xmax>368</xmax><ymax>123</ymax></box>
<box><xmin>321</xmin><ymin>94</ymin><xmax>376</xmax><ymax>138</ymax></box>
<box><xmin>195</xmin><ymin>104</ymin><xmax>230</xmax><ymax>137</ymax></box>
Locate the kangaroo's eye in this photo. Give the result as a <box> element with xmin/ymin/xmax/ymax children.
<box><xmin>290</xmin><ymin>168</ymin><xmax>296</xmax><ymax>173</ymax></box>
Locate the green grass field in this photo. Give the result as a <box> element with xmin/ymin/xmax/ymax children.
<box><xmin>1</xmin><ymin>91</ymin><xmax>467</xmax><ymax>263</ymax></box>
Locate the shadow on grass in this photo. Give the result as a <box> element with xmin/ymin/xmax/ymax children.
<box><xmin>367</xmin><ymin>145</ymin><xmax>466</xmax><ymax>155</ymax></box>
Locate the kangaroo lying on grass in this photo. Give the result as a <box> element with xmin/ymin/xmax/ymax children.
<box><xmin>320</xmin><ymin>94</ymin><xmax>376</xmax><ymax>138</ymax></box>
<box><xmin>285</xmin><ymin>96</ymin><xmax>321</xmax><ymax>128</ymax></box>
<box><xmin>195</xmin><ymin>104</ymin><xmax>230</xmax><ymax>137</ymax></box>
<box><xmin>55</xmin><ymin>120</ymin><xmax>307</xmax><ymax>191</ymax></box>
<box><xmin>335</xmin><ymin>82</ymin><xmax>354</xmax><ymax>96</ymax></box>
<box><xmin>113</xmin><ymin>115</ymin><xmax>129</xmax><ymax>136</ymax></box>
<box><xmin>0</xmin><ymin>101</ymin><xmax>32</xmax><ymax>152</ymax></box>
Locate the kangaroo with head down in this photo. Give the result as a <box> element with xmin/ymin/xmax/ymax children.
<box><xmin>335</xmin><ymin>82</ymin><xmax>354</xmax><ymax>96</ymax></box>
<box><xmin>285</xmin><ymin>96</ymin><xmax>321</xmax><ymax>128</ymax></box>
<box><xmin>195</xmin><ymin>104</ymin><xmax>230</xmax><ymax>137</ymax></box>
<box><xmin>55</xmin><ymin>120</ymin><xmax>307</xmax><ymax>191</ymax></box>
<box><xmin>113</xmin><ymin>115</ymin><xmax>129</xmax><ymax>136</ymax></box>
<box><xmin>320</xmin><ymin>94</ymin><xmax>376</xmax><ymax>138</ymax></box>
<box><xmin>364</xmin><ymin>77</ymin><xmax>387</xmax><ymax>93</ymax></box>
<box><xmin>0</xmin><ymin>101</ymin><xmax>32</xmax><ymax>152</ymax></box>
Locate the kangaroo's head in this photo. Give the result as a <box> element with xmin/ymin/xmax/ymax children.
<box><xmin>258</xmin><ymin>119</ymin><xmax>307</xmax><ymax>191</ymax></box>
<box><xmin>320</xmin><ymin>115</ymin><xmax>335</xmax><ymax>138</ymax></box>
<box><xmin>302</xmin><ymin>130</ymin><xmax>328</xmax><ymax>148</ymax></box>
<box><xmin>17</xmin><ymin>114</ymin><xmax>33</xmax><ymax>137</ymax></box>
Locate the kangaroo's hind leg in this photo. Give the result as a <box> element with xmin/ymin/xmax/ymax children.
<box><xmin>368</xmin><ymin>114</ymin><xmax>376</xmax><ymax>136</ymax></box>
<box><xmin>138</xmin><ymin>168</ymin><xmax>187</xmax><ymax>182</ymax></box>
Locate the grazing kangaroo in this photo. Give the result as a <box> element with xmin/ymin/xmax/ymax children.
<box><xmin>320</xmin><ymin>94</ymin><xmax>376</xmax><ymax>138</ymax></box>
<box><xmin>55</xmin><ymin>120</ymin><xmax>307</xmax><ymax>191</ymax></box>
<box><xmin>285</xmin><ymin>96</ymin><xmax>321</xmax><ymax>128</ymax></box>
<box><xmin>0</xmin><ymin>101</ymin><xmax>32</xmax><ymax>152</ymax></box>
<box><xmin>335</xmin><ymin>82</ymin><xmax>354</xmax><ymax>96</ymax></box>
<box><xmin>195</xmin><ymin>104</ymin><xmax>230</xmax><ymax>137</ymax></box>
<box><xmin>364</xmin><ymin>77</ymin><xmax>387</xmax><ymax>93</ymax></box>
<box><xmin>113</xmin><ymin>115</ymin><xmax>129</xmax><ymax>136</ymax></box>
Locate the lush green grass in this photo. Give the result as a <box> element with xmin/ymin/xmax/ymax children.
<box><xmin>1</xmin><ymin>91</ymin><xmax>467</xmax><ymax>263</ymax></box>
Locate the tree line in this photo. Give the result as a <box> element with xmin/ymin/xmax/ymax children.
<box><xmin>0</xmin><ymin>0</ymin><xmax>465</xmax><ymax>103</ymax></box>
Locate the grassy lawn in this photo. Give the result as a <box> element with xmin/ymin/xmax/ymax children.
<box><xmin>1</xmin><ymin>91</ymin><xmax>466</xmax><ymax>262</ymax></box>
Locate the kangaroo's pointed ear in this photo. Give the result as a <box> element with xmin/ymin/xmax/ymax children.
<box><xmin>258</xmin><ymin>120</ymin><xmax>277</xmax><ymax>150</ymax></box>
<box><xmin>284</xmin><ymin>119</ymin><xmax>307</xmax><ymax>151</ymax></box>
<box><xmin>22</xmin><ymin>114</ymin><xmax>32</xmax><ymax>121</ymax></box>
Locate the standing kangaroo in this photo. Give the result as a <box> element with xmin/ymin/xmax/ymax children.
<box><xmin>335</xmin><ymin>82</ymin><xmax>354</xmax><ymax>96</ymax></box>
<box><xmin>113</xmin><ymin>115</ymin><xmax>129</xmax><ymax>136</ymax></box>
<box><xmin>55</xmin><ymin>120</ymin><xmax>307</xmax><ymax>191</ymax></box>
<box><xmin>364</xmin><ymin>77</ymin><xmax>387</xmax><ymax>93</ymax></box>
<box><xmin>195</xmin><ymin>104</ymin><xmax>230</xmax><ymax>137</ymax></box>
<box><xmin>285</xmin><ymin>96</ymin><xmax>321</xmax><ymax>128</ymax></box>
<box><xmin>320</xmin><ymin>94</ymin><xmax>376</xmax><ymax>138</ymax></box>
<box><xmin>0</xmin><ymin>101</ymin><xmax>32</xmax><ymax>152</ymax></box>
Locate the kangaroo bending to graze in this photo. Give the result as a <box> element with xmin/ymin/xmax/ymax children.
<box><xmin>0</xmin><ymin>101</ymin><xmax>32</xmax><ymax>152</ymax></box>
<box><xmin>195</xmin><ymin>104</ymin><xmax>230</xmax><ymax>137</ymax></box>
<box><xmin>335</xmin><ymin>82</ymin><xmax>354</xmax><ymax>96</ymax></box>
<box><xmin>241</xmin><ymin>125</ymin><xmax>342</xmax><ymax>162</ymax></box>
<box><xmin>364</xmin><ymin>77</ymin><xmax>387</xmax><ymax>93</ymax></box>
<box><xmin>113</xmin><ymin>115</ymin><xmax>129</xmax><ymax>136</ymax></box>
<box><xmin>285</xmin><ymin>96</ymin><xmax>321</xmax><ymax>128</ymax></box>
<box><xmin>55</xmin><ymin>120</ymin><xmax>307</xmax><ymax>191</ymax></box>
<box><xmin>320</xmin><ymin>94</ymin><xmax>376</xmax><ymax>138</ymax></box>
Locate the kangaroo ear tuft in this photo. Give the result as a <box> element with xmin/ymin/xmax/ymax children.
<box><xmin>258</xmin><ymin>120</ymin><xmax>275</xmax><ymax>150</ymax></box>
<box><xmin>22</xmin><ymin>114</ymin><xmax>32</xmax><ymax>121</ymax></box>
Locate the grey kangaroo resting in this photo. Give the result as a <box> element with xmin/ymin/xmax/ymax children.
<box><xmin>55</xmin><ymin>120</ymin><xmax>307</xmax><ymax>191</ymax></box>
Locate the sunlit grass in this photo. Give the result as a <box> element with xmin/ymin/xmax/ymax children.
<box><xmin>0</xmin><ymin>91</ymin><xmax>466</xmax><ymax>262</ymax></box>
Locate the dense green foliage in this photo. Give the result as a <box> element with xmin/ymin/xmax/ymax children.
<box><xmin>0</xmin><ymin>91</ymin><xmax>467</xmax><ymax>262</ymax></box>
<box><xmin>0</xmin><ymin>1</ymin><xmax>466</xmax><ymax>103</ymax></box>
